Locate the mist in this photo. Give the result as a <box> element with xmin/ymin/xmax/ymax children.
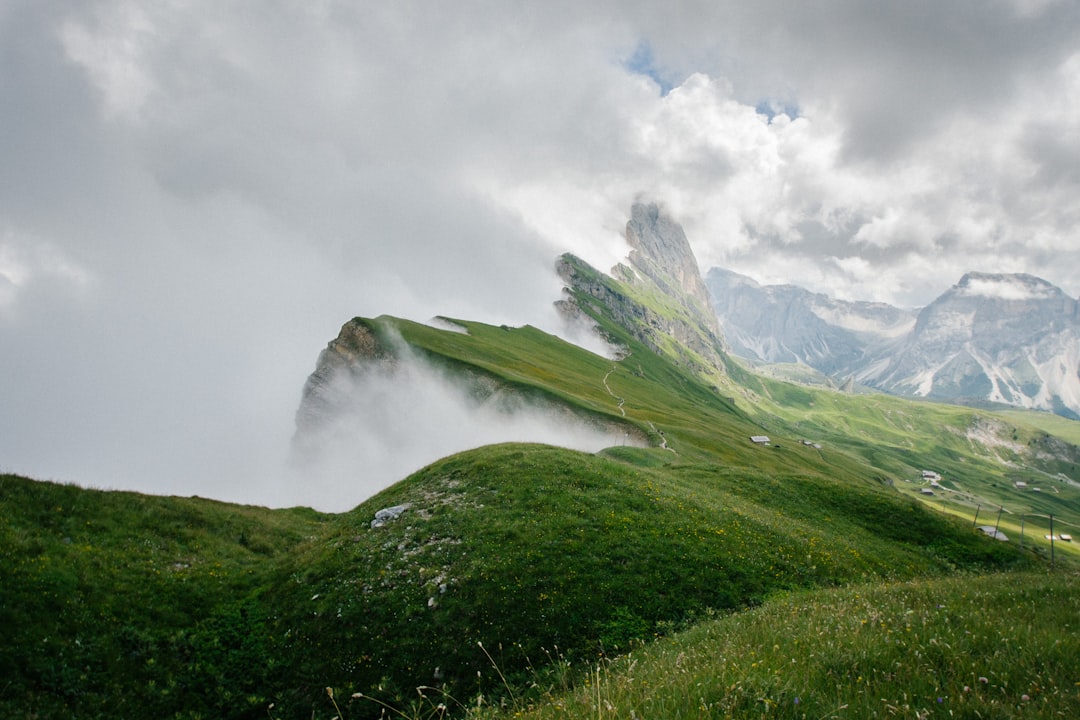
<box><xmin>3</xmin><ymin>1</ymin><xmax>1079</xmax><ymax>510</ymax></box>
<box><xmin>287</xmin><ymin>340</ymin><xmax>641</xmax><ymax>512</ymax></box>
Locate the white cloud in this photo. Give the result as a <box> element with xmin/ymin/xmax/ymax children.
<box><xmin>2</xmin><ymin>0</ymin><xmax>1080</xmax><ymax>507</ymax></box>
<box><xmin>58</xmin><ymin>2</ymin><xmax>157</xmax><ymax>121</ymax></box>
<box><xmin>958</xmin><ymin>276</ymin><xmax>1055</xmax><ymax>301</ymax></box>
<box><xmin>0</xmin><ymin>228</ymin><xmax>94</xmax><ymax>316</ymax></box>
<box><xmin>291</xmin><ymin>344</ymin><xmax>639</xmax><ymax>512</ymax></box>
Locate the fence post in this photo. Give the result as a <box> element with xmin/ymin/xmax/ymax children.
<box><xmin>972</xmin><ymin>504</ymin><xmax>981</xmax><ymax>528</ymax></box>
<box><xmin>1050</xmin><ymin>514</ymin><xmax>1055</xmax><ymax>570</ymax></box>
<box><xmin>994</xmin><ymin>506</ymin><xmax>1003</xmax><ymax>538</ymax></box>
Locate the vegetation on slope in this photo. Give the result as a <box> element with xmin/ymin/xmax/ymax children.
<box><xmin>0</xmin><ymin>434</ymin><xmax>1037</xmax><ymax>719</ymax></box>
<box><xmin>0</xmin><ymin>474</ymin><xmax>330</xmax><ymax>718</ymax></box>
<box><xmin>473</xmin><ymin>571</ymin><xmax>1080</xmax><ymax>720</ymax></box>
<box><xmin>542</xmin><ymin>257</ymin><xmax>1080</xmax><ymax>548</ymax></box>
<box><xmin>2</xmin><ymin>308</ymin><xmax>1077</xmax><ymax>719</ymax></box>
<box><xmin>260</xmin><ymin>442</ymin><xmax>1031</xmax><ymax>717</ymax></box>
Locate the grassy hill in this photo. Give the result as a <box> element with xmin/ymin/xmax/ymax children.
<box><xmin>4</xmin><ymin>308</ymin><xmax>1078</xmax><ymax>719</ymax></box>
<box><xmin>470</xmin><ymin>570</ymin><xmax>1080</xmax><ymax>720</ymax></box>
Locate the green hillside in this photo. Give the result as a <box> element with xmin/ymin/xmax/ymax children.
<box><xmin>3</xmin><ymin>307</ymin><xmax>1078</xmax><ymax>719</ymax></box>
<box><xmin>473</xmin><ymin>571</ymin><xmax>1080</xmax><ymax>720</ymax></box>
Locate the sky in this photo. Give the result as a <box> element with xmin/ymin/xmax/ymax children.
<box><xmin>2</xmin><ymin>0</ymin><xmax>1079</xmax><ymax>509</ymax></box>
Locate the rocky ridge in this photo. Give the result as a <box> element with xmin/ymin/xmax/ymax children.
<box><xmin>858</xmin><ymin>272</ymin><xmax>1080</xmax><ymax>417</ymax></box>
<box><xmin>707</xmin><ymin>268</ymin><xmax>1080</xmax><ymax>418</ymax></box>
<box><xmin>556</xmin><ymin>202</ymin><xmax>736</xmax><ymax>385</ymax></box>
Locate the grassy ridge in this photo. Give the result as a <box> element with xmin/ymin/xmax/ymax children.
<box><xmin>0</xmin><ymin>439</ymin><xmax>1035</xmax><ymax>718</ymax></box>
<box><xmin>386</xmin><ymin>315</ymin><xmax>1080</xmax><ymax>538</ymax></box>
<box><xmin>265</xmin><ymin>442</ymin><xmax>1029</xmax><ymax>714</ymax></box>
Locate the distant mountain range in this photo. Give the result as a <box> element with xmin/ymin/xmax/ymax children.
<box><xmin>706</xmin><ymin>268</ymin><xmax>1080</xmax><ymax>418</ymax></box>
<box><xmin>298</xmin><ymin>200</ymin><xmax>1080</xmax><ymax>423</ymax></box>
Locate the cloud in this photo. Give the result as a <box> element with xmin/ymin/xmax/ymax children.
<box><xmin>958</xmin><ymin>276</ymin><xmax>1057</xmax><ymax>301</ymax></box>
<box><xmin>0</xmin><ymin>227</ymin><xmax>95</xmax><ymax>319</ymax></box>
<box><xmin>1</xmin><ymin>0</ymin><xmax>1079</xmax><ymax>506</ymax></box>
<box><xmin>290</xmin><ymin>341</ymin><xmax>639</xmax><ymax>512</ymax></box>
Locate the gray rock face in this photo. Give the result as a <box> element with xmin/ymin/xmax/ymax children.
<box><xmin>556</xmin><ymin>202</ymin><xmax>735</xmax><ymax>383</ymax></box>
<box><xmin>705</xmin><ymin>268</ymin><xmax>914</xmax><ymax>374</ymax></box>
<box><xmin>294</xmin><ymin>317</ymin><xmax>397</xmax><ymax>436</ymax></box>
<box><xmin>859</xmin><ymin>272</ymin><xmax>1080</xmax><ymax>417</ymax></box>
<box><xmin>625</xmin><ymin>202</ymin><xmax>719</xmax><ymax>336</ymax></box>
<box><xmin>708</xmin><ymin>267</ymin><xmax>1080</xmax><ymax>418</ymax></box>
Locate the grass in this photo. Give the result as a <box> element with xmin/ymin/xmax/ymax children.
<box><xmin>471</xmin><ymin>571</ymin><xmax>1080</xmax><ymax>720</ymax></box>
<box><xmin>0</xmin><ymin>474</ymin><xmax>331</xmax><ymax>718</ymax></box>
<box><xmin>0</xmin><ymin>439</ymin><xmax>1041</xmax><ymax>719</ymax></box>
<box><xmin>1</xmin><ymin>302</ymin><xmax>1078</xmax><ymax>718</ymax></box>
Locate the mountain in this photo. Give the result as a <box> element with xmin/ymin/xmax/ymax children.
<box><xmin>705</xmin><ymin>267</ymin><xmax>914</xmax><ymax>375</ymax></box>
<box><xmin>5</xmin><ymin>203</ymin><xmax>1080</xmax><ymax>719</ymax></box>
<box><xmin>623</xmin><ymin>202</ymin><xmax>721</xmax><ymax>338</ymax></box>
<box><xmin>858</xmin><ymin>272</ymin><xmax>1080</xmax><ymax>418</ymax></box>
<box><xmin>556</xmin><ymin>202</ymin><xmax>738</xmax><ymax>387</ymax></box>
<box><xmin>708</xmin><ymin>268</ymin><xmax>1080</xmax><ymax>418</ymax></box>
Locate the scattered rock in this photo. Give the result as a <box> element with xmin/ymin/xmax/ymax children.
<box><xmin>371</xmin><ymin>503</ymin><xmax>412</xmax><ymax>528</ymax></box>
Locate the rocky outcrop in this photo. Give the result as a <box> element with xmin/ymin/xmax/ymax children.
<box><xmin>553</xmin><ymin>203</ymin><xmax>743</xmax><ymax>384</ymax></box>
<box><xmin>624</xmin><ymin>202</ymin><xmax>720</xmax><ymax>337</ymax></box>
<box><xmin>371</xmin><ymin>503</ymin><xmax>411</xmax><ymax>528</ymax></box>
<box><xmin>292</xmin><ymin>315</ymin><xmax>649</xmax><ymax>461</ymax></box>
<box><xmin>859</xmin><ymin>273</ymin><xmax>1080</xmax><ymax>417</ymax></box>
<box><xmin>707</xmin><ymin>266</ymin><xmax>1080</xmax><ymax>418</ymax></box>
<box><xmin>294</xmin><ymin>317</ymin><xmax>398</xmax><ymax>434</ymax></box>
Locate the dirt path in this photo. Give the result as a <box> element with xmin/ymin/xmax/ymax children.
<box><xmin>647</xmin><ymin>421</ymin><xmax>677</xmax><ymax>454</ymax></box>
<box><xmin>602</xmin><ymin>365</ymin><xmax>627</xmax><ymax>417</ymax></box>
<box><xmin>601</xmin><ymin>356</ymin><xmax>675</xmax><ymax>454</ymax></box>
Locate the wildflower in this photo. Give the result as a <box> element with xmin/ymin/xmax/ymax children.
<box><xmin>1021</xmin><ymin>694</ymin><xmax>1030</xmax><ymax>702</ymax></box>
<box><xmin>978</xmin><ymin>677</ymin><xmax>989</xmax><ymax>684</ymax></box>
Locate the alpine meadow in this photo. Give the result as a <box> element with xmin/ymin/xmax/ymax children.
<box><xmin>3</xmin><ymin>204</ymin><xmax>1078</xmax><ymax>720</ymax></box>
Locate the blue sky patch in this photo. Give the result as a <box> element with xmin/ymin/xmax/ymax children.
<box><xmin>625</xmin><ymin>41</ymin><xmax>674</xmax><ymax>96</ymax></box>
<box><xmin>755</xmin><ymin>99</ymin><xmax>801</xmax><ymax>122</ymax></box>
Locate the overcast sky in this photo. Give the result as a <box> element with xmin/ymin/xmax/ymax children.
<box><xmin>2</xmin><ymin>0</ymin><xmax>1079</xmax><ymax>508</ymax></box>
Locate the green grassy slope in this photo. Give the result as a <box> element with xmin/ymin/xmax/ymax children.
<box><xmin>475</xmin><ymin>571</ymin><xmax>1080</xmax><ymax>720</ymax></box>
<box><xmin>260</xmin><ymin>442</ymin><xmax>1030</xmax><ymax>717</ymax></box>
<box><xmin>0</xmin><ymin>474</ymin><xmax>331</xmax><ymax>718</ymax></box>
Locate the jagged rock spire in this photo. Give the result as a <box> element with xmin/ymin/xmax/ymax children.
<box><xmin>624</xmin><ymin>202</ymin><xmax>721</xmax><ymax>336</ymax></box>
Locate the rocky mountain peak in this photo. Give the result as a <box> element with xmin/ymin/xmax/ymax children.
<box><xmin>623</xmin><ymin>201</ymin><xmax>720</xmax><ymax>336</ymax></box>
<box><xmin>915</xmin><ymin>272</ymin><xmax>1079</xmax><ymax>348</ymax></box>
<box><xmin>707</xmin><ymin>266</ymin><xmax>1080</xmax><ymax>417</ymax></box>
<box><xmin>556</xmin><ymin>203</ymin><xmax>735</xmax><ymax>384</ymax></box>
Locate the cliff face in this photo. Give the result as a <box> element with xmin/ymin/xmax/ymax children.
<box><xmin>858</xmin><ymin>272</ymin><xmax>1080</xmax><ymax>417</ymax></box>
<box><xmin>624</xmin><ymin>202</ymin><xmax>720</xmax><ymax>337</ymax></box>
<box><xmin>705</xmin><ymin>267</ymin><xmax>915</xmax><ymax>374</ymax></box>
<box><xmin>556</xmin><ymin>202</ymin><xmax>734</xmax><ymax>384</ymax></box>
<box><xmin>293</xmin><ymin>317</ymin><xmax>398</xmax><ymax>437</ymax></box>
<box><xmin>292</xmin><ymin>315</ymin><xmax>648</xmax><ymax>470</ymax></box>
